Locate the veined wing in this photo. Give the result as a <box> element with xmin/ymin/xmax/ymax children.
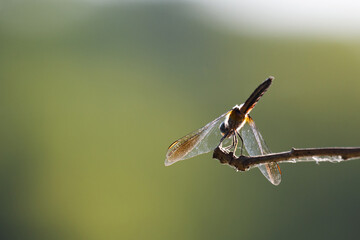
<box><xmin>165</xmin><ymin>111</ymin><xmax>229</xmax><ymax>166</ymax></box>
<box><xmin>240</xmin><ymin>115</ymin><xmax>281</xmax><ymax>185</ymax></box>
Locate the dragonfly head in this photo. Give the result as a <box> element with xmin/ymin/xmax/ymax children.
<box><xmin>219</xmin><ymin>121</ymin><xmax>231</xmax><ymax>137</ymax></box>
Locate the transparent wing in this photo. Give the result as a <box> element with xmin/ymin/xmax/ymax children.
<box><xmin>165</xmin><ymin>111</ymin><xmax>229</xmax><ymax>166</ymax></box>
<box><xmin>240</xmin><ymin>116</ymin><xmax>281</xmax><ymax>185</ymax></box>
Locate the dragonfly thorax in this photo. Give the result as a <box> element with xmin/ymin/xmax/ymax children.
<box><xmin>228</xmin><ymin>107</ymin><xmax>247</xmax><ymax>130</ymax></box>
<box><xmin>219</xmin><ymin>107</ymin><xmax>246</xmax><ymax>137</ymax></box>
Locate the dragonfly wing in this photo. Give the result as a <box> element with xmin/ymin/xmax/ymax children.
<box><xmin>165</xmin><ymin>111</ymin><xmax>229</xmax><ymax>166</ymax></box>
<box><xmin>240</xmin><ymin>115</ymin><xmax>281</xmax><ymax>185</ymax></box>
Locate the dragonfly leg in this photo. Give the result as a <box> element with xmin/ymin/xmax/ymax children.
<box><xmin>223</xmin><ymin>144</ymin><xmax>233</xmax><ymax>151</ymax></box>
<box><xmin>222</xmin><ymin>132</ymin><xmax>235</xmax><ymax>151</ymax></box>
<box><xmin>218</xmin><ymin>131</ymin><xmax>230</xmax><ymax>149</ymax></box>
<box><xmin>232</xmin><ymin>132</ymin><xmax>238</xmax><ymax>157</ymax></box>
<box><xmin>236</xmin><ymin>131</ymin><xmax>244</xmax><ymax>156</ymax></box>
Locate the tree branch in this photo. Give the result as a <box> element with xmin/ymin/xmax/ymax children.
<box><xmin>213</xmin><ymin>147</ymin><xmax>360</xmax><ymax>171</ymax></box>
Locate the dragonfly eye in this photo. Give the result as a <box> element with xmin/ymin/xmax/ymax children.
<box><xmin>219</xmin><ymin>122</ymin><xmax>229</xmax><ymax>136</ymax></box>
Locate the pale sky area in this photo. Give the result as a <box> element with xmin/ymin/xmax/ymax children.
<box><xmin>94</xmin><ymin>0</ymin><xmax>360</xmax><ymax>39</ymax></box>
<box><xmin>2</xmin><ymin>0</ymin><xmax>360</xmax><ymax>40</ymax></box>
<box><xmin>191</xmin><ymin>0</ymin><xmax>360</xmax><ymax>39</ymax></box>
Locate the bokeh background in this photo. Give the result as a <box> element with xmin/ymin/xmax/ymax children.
<box><xmin>1</xmin><ymin>0</ymin><xmax>360</xmax><ymax>239</ymax></box>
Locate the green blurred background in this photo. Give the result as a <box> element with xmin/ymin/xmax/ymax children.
<box><xmin>0</xmin><ymin>1</ymin><xmax>359</xmax><ymax>239</ymax></box>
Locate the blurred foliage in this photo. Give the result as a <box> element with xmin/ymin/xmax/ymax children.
<box><xmin>0</xmin><ymin>1</ymin><xmax>359</xmax><ymax>240</ymax></box>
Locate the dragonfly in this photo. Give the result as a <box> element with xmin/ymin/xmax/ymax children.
<box><xmin>165</xmin><ymin>77</ymin><xmax>281</xmax><ymax>185</ymax></box>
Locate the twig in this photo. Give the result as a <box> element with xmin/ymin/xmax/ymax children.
<box><xmin>213</xmin><ymin>147</ymin><xmax>360</xmax><ymax>171</ymax></box>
